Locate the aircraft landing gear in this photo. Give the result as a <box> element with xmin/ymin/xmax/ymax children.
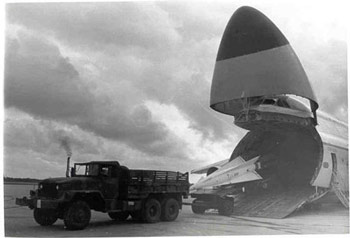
<box><xmin>218</xmin><ymin>197</ymin><xmax>234</xmax><ymax>216</ymax></box>
<box><xmin>191</xmin><ymin>196</ymin><xmax>234</xmax><ymax>216</ymax></box>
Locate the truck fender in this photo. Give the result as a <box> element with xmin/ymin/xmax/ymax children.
<box><xmin>63</xmin><ymin>191</ymin><xmax>105</xmax><ymax>210</ymax></box>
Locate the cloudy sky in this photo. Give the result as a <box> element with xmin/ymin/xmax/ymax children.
<box><xmin>4</xmin><ymin>1</ymin><xmax>347</xmax><ymax>180</ymax></box>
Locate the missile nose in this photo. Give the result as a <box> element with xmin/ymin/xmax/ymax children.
<box><xmin>216</xmin><ymin>6</ymin><xmax>288</xmax><ymax>61</ymax></box>
<box><xmin>190</xmin><ymin>184</ymin><xmax>199</xmax><ymax>193</ymax></box>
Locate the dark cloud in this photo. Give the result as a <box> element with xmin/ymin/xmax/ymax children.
<box><xmin>4</xmin><ymin>109</ymin><xmax>101</xmax><ymax>159</ymax></box>
<box><xmin>6</xmin><ymin>2</ymin><xmax>236</xmax><ymax>142</ymax></box>
<box><xmin>6</xmin><ymin>2</ymin><xmax>181</xmax><ymax>51</ymax></box>
<box><xmin>4</xmin><ymin>108</ymin><xmax>193</xmax><ymax>179</ymax></box>
<box><xmin>78</xmin><ymin>107</ymin><xmax>188</xmax><ymax>159</ymax></box>
<box><xmin>4</xmin><ymin>28</ymin><xmax>189</xmax><ymax>159</ymax></box>
<box><xmin>5</xmin><ymin>34</ymin><xmax>93</xmax><ymax>120</ymax></box>
<box><xmin>157</xmin><ymin>2</ymin><xmax>230</xmax><ymax>41</ymax></box>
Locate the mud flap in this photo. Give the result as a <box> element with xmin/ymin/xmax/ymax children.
<box><xmin>232</xmin><ymin>186</ymin><xmax>315</xmax><ymax>218</ymax></box>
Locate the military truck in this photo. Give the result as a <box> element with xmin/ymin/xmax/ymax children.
<box><xmin>16</xmin><ymin>161</ymin><xmax>189</xmax><ymax>230</ymax></box>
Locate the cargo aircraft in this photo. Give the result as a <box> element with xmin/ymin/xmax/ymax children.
<box><xmin>190</xmin><ymin>6</ymin><xmax>348</xmax><ymax>218</ymax></box>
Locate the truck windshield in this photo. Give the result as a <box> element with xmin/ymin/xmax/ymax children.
<box><xmin>74</xmin><ymin>164</ymin><xmax>100</xmax><ymax>176</ymax></box>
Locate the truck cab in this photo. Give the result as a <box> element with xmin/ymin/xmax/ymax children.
<box><xmin>72</xmin><ymin>161</ymin><xmax>127</xmax><ymax>200</ymax></box>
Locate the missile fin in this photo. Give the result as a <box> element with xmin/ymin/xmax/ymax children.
<box><xmin>197</xmin><ymin>176</ymin><xmax>205</xmax><ymax>183</ymax></box>
<box><xmin>228</xmin><ymin>156</ymin><xmax>259</xmax><ymax>172</ymax></box>
<box><xmin>191</xmin><ymin>159</ymin><xmax>229</xmax><ymax>174</ymax></box>
<box><xmin>228</xmin><ymin>171</ymin><xmax>262</xmax><ymax>185</ymax></box>
<box><xmin>219</xmin><ymin>156</ymin><xmax>245</xmax><ymax>171</ymax></box>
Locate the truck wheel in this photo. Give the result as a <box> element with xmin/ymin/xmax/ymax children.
<box><xmin>142</xmin><ymin>198</ymin><xmax>161</xmax><ymax>223</ymax></box>
<box><xmin>33</xmin><ymin>208</ymin><xmax>58</xmax><ymax>226</ymax></box>
<box><xmin>64</xmin><ymin>201</ymin><xmax>91</xmax><ymax>230</ymax></box>
<box><xmin>218</xmin><ymin>198</ymin><xmax>234</xmax><ymax>216</ymax></box>
<box><xmin>108</xmin><ymin>211</ymin><xmax>129</xmax><ymax>221</ymax></box>
<box><xmin>161</xmin><ymin>198</ymin><xmax>179</xmax><ymax>221</ymax></box>
<box><xmin>191</xmin><ymin>199</ymin><xmax>206</xmax><ymax>214</ymax></box>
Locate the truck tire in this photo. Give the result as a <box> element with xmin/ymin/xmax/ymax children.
<box><xmin>191</xmin><ymin>199</ymin><xmax>206</xmax><ymax>214</ymax></box>
<box><xmin>108</xmin><ymin>211</ymin><xmax>129</xmax><ymax>221</ymax></box>
<box><xmin>64</xmin><ymin>201</ymin><xmax>91</xmax><ymax>230</ymax></box>
<box><xmin>33</xmin><ymin>208</ymin><xmax>58</xmax><ymax>226</ymax></box>
<box><xmin>218</xmin><ymin>197</ymin><xmax>234</xmax><ymax>216</ymax></box>
<box><xmin>161</xmin><ymin>198</ymin><xmax>179</xmax><ymax>221</ymax></box>
<box><xmin>142</xmin><ymin>198</ymin><xmax>161</xmax><ymax>223</ymax></box>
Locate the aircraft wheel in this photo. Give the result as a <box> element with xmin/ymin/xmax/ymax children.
<box><xmin>191</xmin><ymin>199</ymin><xmax>206</xmax><ymax>214</ymax></box>
<box><xmin>218</xmin><ymin>197</ymin><xmax>234</xmax><ymax>216</ymax></box>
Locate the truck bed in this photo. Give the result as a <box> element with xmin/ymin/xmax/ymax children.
<box><xmin>127</xmin><ymin>170</ymin><xmax>189</xmax><ymax>198</ymax></box>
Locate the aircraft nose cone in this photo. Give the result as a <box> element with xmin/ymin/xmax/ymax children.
<box><xmin>210</xmin><ymin>6</ymin><xmax>318</xmax><ymax>118</ymax></box>
<box><xmin>216</xmin><ymin>6</ymin><xmax>289</xmax><ymax>61</ymax></box>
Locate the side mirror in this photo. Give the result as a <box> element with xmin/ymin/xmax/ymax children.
<box><xmin>70</xmin><ymin>167</ymin><xmax>75</xmax><ymax>177</ymax></box>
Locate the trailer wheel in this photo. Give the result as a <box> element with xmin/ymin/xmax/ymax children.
<box><xmin>142</xmin><ymin>198</ymin><xmax>161</xmax><ymax>223</ymax></box>
<box><xmin>191</xmin><ymin>199</ymin><xmax>206</xmax><ymax>214</ymax></box>
<box><xmin>108</xmin><ymin>211</ymin><xmax>129</xmax><ymax>221</ymax></box>
<box><xmin>64</xmin><ymin>201</ymin><xmax>91</xmax><ymax>230</ymax></box>
<box><xmin>218</xmin><ymin>198</ymin><xmax>234</xmax><ymax>216</ymax></box>
<box><xmin>33</xmin><ymin>208</ymin><xmax>58</xmax><ymax>226</ymax></box>
<box><xmin>161</xmin><ymin>198</ymin><xmax>179</xmax><ymax>221</ymax></box>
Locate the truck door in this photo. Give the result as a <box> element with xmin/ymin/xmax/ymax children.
<box><xmin>118</xmin><ymin>166</ymin><xmax>129</xmax><ymax>200</ymax></box>
<box><xmin>100</xmin><ymin>165</ymin><xmax>119</xmax><ymax>200</ymax></box>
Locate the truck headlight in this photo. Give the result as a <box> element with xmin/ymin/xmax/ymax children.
<box><xmin>39</xmin><ymin>184</ymin><xmax>43</xmax><ymax>189</ymax></box>
<box><xmin>56</xmin><ymin>185</ymin><xmax>59</xmax><ymax>190</ymax></box>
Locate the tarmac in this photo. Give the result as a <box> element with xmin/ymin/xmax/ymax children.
<box><xmin>4</xmin><ymin>192</ymin><xmax>349</xmax><ymax>236</ymax></box>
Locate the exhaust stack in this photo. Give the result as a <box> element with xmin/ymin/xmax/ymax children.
<box><xmin>66</xmin><ymin>156</ymin><xmax>71</xmax><ymax>177</ymax></box>
<box><xmin>59</xmin><ymin>136</ymin><xmax>72</xmax><ymax>178</ymax></box>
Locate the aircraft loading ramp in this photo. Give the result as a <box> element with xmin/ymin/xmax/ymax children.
<box><xmin>232</xmin><ymin>186</ymin><xmax>316</xmax><ymax>219</ymax></box>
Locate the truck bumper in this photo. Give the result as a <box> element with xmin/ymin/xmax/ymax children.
<box><xmin>16</xmin><ymin>197</ymin><xmax>59</xmax><ymax>209</ymax></box>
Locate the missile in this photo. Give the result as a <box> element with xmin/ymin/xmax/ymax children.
<box><xmin>191</xmin><ymin>156</ymin><xmax>262</xmax><ymax>190</ymax></box>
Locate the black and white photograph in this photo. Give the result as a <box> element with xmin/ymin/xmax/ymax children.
<box><xmin>3</xmin><ymin>0</ymin><xmax>349</xmax><ymax>236</ymax></box>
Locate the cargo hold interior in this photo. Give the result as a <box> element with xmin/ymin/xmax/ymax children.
<box><xmin>230</xmin><ymin>126</ymin><xmax>323</xmax><ymax>218</ymax></box>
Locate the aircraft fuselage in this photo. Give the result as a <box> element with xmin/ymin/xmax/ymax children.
<box><xmin>190</xmin><ymin>6</ymin><xmax>348</xmax><ymax>218</ymax></box>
